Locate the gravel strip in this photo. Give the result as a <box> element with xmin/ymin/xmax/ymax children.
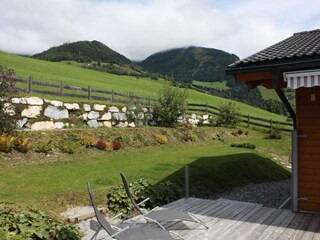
<box><xmin>210</xmin><ymin>179</ymin><xmax>291</xmax><ymax>208</ymax></box>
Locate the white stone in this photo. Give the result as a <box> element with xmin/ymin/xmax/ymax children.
<box><xmin>16</xmin><ymin>118</ymin><xmax>28</xmax><ymax>128</ymax></box>
<box><xmin>31</xmin><ymin>121</ymin><xmax>55</xmax><ymax>130</ymax></box>
<box><xmin>50</xmin><ymin>100</ymin><xmax>63</xmax><ymax>107</ymax></box>
<box><xmin>25</xmin><ymin>97</ymin><xmax>44</xmax><ymax>106</ymax></box>
<box><xmin>121</xmin><ymin>107</ymin><xmax>127</xmax><ymax>113</ymax></box>
<box><xmin>103</xmin><ymin>121</ymin><xmax>112</xmax><ymax>128</ymax></box>
<box><xmin>116</xmin><ymin>122</ymin><xmax>127</xmax><ymax>128</ymax></box>
<box><xmin>113</xmin><ymin>113</ymin><xmax>127</xmax><ymax>121</ymax></box>
<box><xmin>100</xmin><ymin>112</ymin><xmax>112</xmax><ymax>121</ymax></box>
<box><xmin>203</xmin><ymin>115</ymin><xmax>209</xmax><ymax>120</ymax></box>
<box><xmin>11</xmin><ymin>97</ymin><xmax>27</xmax><ymax>104</ymax></box>
<box><xmin>93</xmin><ymin>104</ymin><xmax>106</xmax><ymax>111</ymax></box>
<box><xmin>83</xmin><ymin>104</ymin><xmax>91</xmax><ymax>112</ymax></box>
<box><xmin>87</xmin><ymin>120</ymin><xmax>99</xmax><ymax>128</ymax></box>
<box><xmin>137</xmin><ymin>112</ymin><xmax>144</xmax><ymax>120</ymax></box>
<box><xmin>197</xmin><ymin>115</ymin><xmax>203</xmax><ymax>120</ymax></box>
<box><xmin>21</xmin><ymin>106</ymin><xmax>42</xmax><ymax>118</ymax></box>
<box><xmin>64</xmin><ymin>103</ymin><xmax>80</xmax><ymax>110</ymax></box>
<box><xmin>54</xmin><ymin>122</ymin><xmax>64</xmax><ymax>129</ymax></box>
<box><xmin>88</xmin><ymin>111</ymin><xmax>100</xmax><ymax>120</ymax></box>
<box><xmin>44</xmin><ymin>106</ymin><xmax>69</xmax><ymax>119</ymax></box>
<box><xmin>188</xmin><ymin>119</ymin><xmax>196</xmax><ymax>125</ymax></box>
<box><xmin>98</xmin><ymin>122</ymin><xmax>103</xmax><ymax>127</ymax></box>
<box><xmin>82</xmin><ymin>113</ymin><xmax>88</xmax><ymax>120</ymax></box>
<box><xmin>109</xmin><ymin>106</ymin><xmax>119</xmax><ymax>113</ymax></box>
<box><xmin>203</xmin><ymin>120</ymin><xmax>210</xmax><ymax>125</ymax></box>
<box><xmin>44</xmin><ymin>99</ymin><xmax>51</xmax><ymax>103</ymax></box>
<box><xmin>191</xmin><ymin>114</ymin><xmax>197</xmax><ymax>120</ymax></box>
<box><xmin>128</xmin><ymin>122</ymin><xmax>136</xmax><ymax>128</ymax></box>
<box><xmin>142</xmin><ymin>108</ymin><xmax>148</xmax><ymax>113</ymax></box>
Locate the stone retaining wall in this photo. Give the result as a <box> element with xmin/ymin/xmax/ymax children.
<box><xmin>8</xmin><ymin>97</ymin><xmax>212</xmax><ymax>130</ymax></box>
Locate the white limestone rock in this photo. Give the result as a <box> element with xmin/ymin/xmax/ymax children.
<box><xmin>109</xmin><ymin>106</ymin><xmax>119</xmax><ymax>113</ymax></box>
<box><xmin>11</xmin><ymin>97</ymin><xmax>27</xmax><ymax>104</ymax></box>
<box><xmin>93</xmin><ymin>104</ymin><xmax>106</xmax><ymax>111</ymax></box>
<box><xmin>21</xmin><ymin>106</ymin><xmax>42</xmax><ymax>118</ymax></box>
<box><xmin>121</xmin><ymin>107</ymin><xmax>127</xmax><ymax>113</ymax></box>
<box><xmin>44</xmin><ymin>106</ymin><xmax>69</xmax><ymax>119</ymax></box>
<box><xmin>83</xmin><ymin>104</ymin><xmax>91</xmax><ymax>112</ymax></box>
<box><xmin>31</xmin><ymin>121</ymin><xmax>55</xmax><ymax>130</ymax></box>
<box><xmin>191</xmin><ymin>114</ymin><xmax>197</xmax><ymax>120</ymax></box>
<box><xmin>203</xmin><ymin>120</ymin><xmax>210</xmax><ymax>125</ymax></box>
<box><xmin>87</xmin><ymin>120</ymin><xmax>99</xmax><ymax>128</ymax></box>
<box><xmin>88</xmin><ymin>111</ymin><xmax>100</xmax><ymax>120</ymax></box>
<box><xmin>203</xmin><ymin>115</ymin><xmax>209</xmax><ymax>120</ymax></box>
<box><xmin>128</xmin><ymin>122</ymin><xmax>136</xmax><ymax>128</ymax></box>
<box><xmin>100</xmin><ymin>112</ymin><xmax>112</xmax><ymax>121</ymax></box>
<box><xmin>142</xmin><ymin>108</ymin><xmax>148</xmax><ymax>113</ymax></box>
<box><xmin>137</xmin><ymin>112</ymin><xmax>144</xmax><ymax>120</ymax></box>
<box><xmin>103</xmin><ymin>121</ymin><xmax>112</xmax><ymax>128</ymax></box>
<box><xmin>50</xmin><ymin>100</ymin><xmax>63</xmax><ymax>107</ymax></box>
<box><xmin>64</xmin><ymin>103</ymin><xmax>80</xmax><ymax>110</ymax></box>
<box><xmin>16</xmin><ymin>118</ymin><xmax>28</xmax><ymax>128</ymax></box>
<box><xmin>82</xmin><ymin>113</ymin><xmax>88</xmax><ymax>120</ymax></box>
<box><xmin>54</xmin><ymin>122</ymin><xmax>65</xmax><ymax>129</ymax></box>
<box><xmin>113</xmin><ymin>113</ymin><xmax>127</xmax><ymax>121</ymax></box>
<box><xmin>25</xmin><ymin>97</ymin><xmax>44</xmax><ymax>106</ymax></box>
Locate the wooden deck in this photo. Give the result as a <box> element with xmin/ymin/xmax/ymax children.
<box><xmin>155</xmin><ymin>197</ymin><xmax>320</xmax><ymax>240</ymax></box>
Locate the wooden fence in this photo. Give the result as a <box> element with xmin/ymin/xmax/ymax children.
<box><xmin>14</xmin><ymin>78</ymin><xmax>156</xmax><ymax>105</ymax></box>
<box><xmin>14</xmin><ymin>78</ymin><xmax>293</xmax><ymax>132</ymax></box>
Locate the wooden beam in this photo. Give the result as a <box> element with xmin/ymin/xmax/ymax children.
<box><xmin>235</xmin><ymin>71</ymin><xmax>272</xmax><ymax>81</ymax></box>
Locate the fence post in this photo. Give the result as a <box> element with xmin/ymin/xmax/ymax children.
<box><xmin>112</xmin><ymin>90</ymin><xmax>114</xmax><ymax>102</ymax></box>
<box><xmin>247</xmin><ymin>114</ymin><xmax>250</xmax><ymax>128</ymax></box>
<box><xmin>60</xmin><ymin>81</ymin><xmax>63</xmax><ymax>96</ymax></box>
<box><xmin>185</xmin><ymin>165</ymin><xmax>189</xmax><ymax>199</ymax></box>
<box><xmin>28</xmin><ymin>77</ymin><xmax>32</xmax><ymax>93</ymax></box>
<box><xmin>88</xmin><ymin>85</ymin><xmax>91</xmax><ymax>100</ymax></box>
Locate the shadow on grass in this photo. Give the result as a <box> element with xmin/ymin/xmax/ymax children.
<box><xmin>158</xmin><ymin>153</ymin><xmax>291</xmax><ymax>197</ymax></box>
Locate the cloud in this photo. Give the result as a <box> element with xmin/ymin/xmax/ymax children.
<box><xmin>0</xmin><ymin>0</ymin><xmax>319</xmax><ymax>60</ymax></box>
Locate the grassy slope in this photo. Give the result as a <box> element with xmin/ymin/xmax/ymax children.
<box><xmin>193</xmin><ymin>80</ymin><xmax>230</xmax><ymax>90</ymax></box>
<box><xmin>1</xmin><ymin>51</ymin><xmax>286</xmax><ymax>121</ymax></box>
<box><xmin>0</xmin><ymin>127</ymin><xmax>290</xmax><ymax>212</ymax></box>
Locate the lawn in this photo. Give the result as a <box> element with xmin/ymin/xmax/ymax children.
<box><xmin>1</xmin><ymin>51</ymin><xmax>287</xmax><ymax>122</ymax></box>
<box><xmin>0</xmin><ymin>127</ymin><xmax>291</xmax><ymax>214</ymax></box>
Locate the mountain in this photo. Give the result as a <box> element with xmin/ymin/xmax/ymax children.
<box><xmin>32</xmin><ymin>40</ymin><xmax>132</xmax><ymax>64</ymax></box>
<box><xmin>139</xmin><ymin>46</ymin><xmax>239</xmax><ymax>83</ymax></box>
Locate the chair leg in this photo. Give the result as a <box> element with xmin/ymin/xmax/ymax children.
<box><xmin>90</xmin><ymin>226</ymin><xmax>102</xmax><ymax>240</ymax></box>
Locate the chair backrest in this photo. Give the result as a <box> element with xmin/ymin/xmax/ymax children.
<box><xmin>120</xmin><ymin>172</ymin><xmax>144</xmax><ymax>214</ymax></box>
<box><xmin>87</xmin><ymin>182</ymin><xmax>118</xmax><ymax>236</ymax></box>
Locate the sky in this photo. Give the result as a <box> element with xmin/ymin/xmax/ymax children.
<box><xmin>1</xmin><ymin>0</ymin><xmax>320</xmax><ymax>61</ymax></box>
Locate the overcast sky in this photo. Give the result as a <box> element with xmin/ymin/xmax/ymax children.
<box><xmin>1</xmin><ymin>0</ymin><xmax>320</xmax><ymax>61</ymax></box>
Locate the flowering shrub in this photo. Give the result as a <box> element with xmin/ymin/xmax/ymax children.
<box><xmin>154</xmin><ymin>134</ymin><xmax>168</xmax><ymax>144</ymax></box>
<box><xmin>80</xmin><ymin>135</ymin><xmax>97</xmax><ymax>148</ymax></box>
<box><xmin>112</xmin><ymin>140</ymin><xmax>121</xmax><ymax>150</ymax></box>
<box><xmin>0</xmin><ymin>135</ymin><xmax>15</xmax><ymax>153</ymax></box>
<box><xmin>105</xmin><ymin>142</ymin><xmax>113</xmax><ymax>151</ymax></box>
<box><xmin>14</xmin><ymin>137</ymin><xmax>31</xmax><ymax>153</ymax></box>
<box><xmin>0</xmin><ymin>66</ymin><xmax>18</xmax><ymax>134</ymax></box>
<box><xmin>96</xmin><ymin>139</ymin><xmax>107</xmax><ymax>150</ymax></box>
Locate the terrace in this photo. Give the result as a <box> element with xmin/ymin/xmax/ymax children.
<box><xmin>82</xmin><ymin>197</ymin><xmax>320</xmax><ymax>239</ymax></box>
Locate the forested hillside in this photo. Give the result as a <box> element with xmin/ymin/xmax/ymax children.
<box><xmin>32</xmin><ymin>40</ymin><xmax>131</xmax><ymax>64</ymax></box>
<box><xmin>139</xmin><ymin>46</ymin><xmax>239</xmax><ymax>83</ymax></box>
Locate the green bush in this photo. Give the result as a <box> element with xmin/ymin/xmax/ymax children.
<box><xmin>230</xmin><ymin>143</ymin><xmax>256</xmax><ymax>149</ymax></box>
<box><xmin>59</xmin><ymin>140</ymin><xmax>79</xmax><ymax>154</ymax></box>
<box><xmin>0</xmin><ymin>203</ymin><xmax>82</xmax><ymax>240</ymax></box>
<box><xmin>107</xmin><ymin>178</ymin><xmax>182</xmax><ymax>218</ymax></box>
<box><xmin>152</xmin><ymin>82</ymin><xmax>188</xmax><ymax>127</ymax></box>
<box><xmin>216</xmin><ymin>102</ymin><xmax>240</xmax><ymax>127</ymax></box>
<box><xmin>0</xmin><ymin>66</ymin><xmax>19</xmax><ymax>134</ymax></box>
<box><xmin>35</xmin><ymin>140</ymin><xmax>53</xmax><ymax>154</ymax></box>
<box><xmin>269</xmin><ymin>125</ymin><xmax>282</xmax><ymax>139</ymax></box>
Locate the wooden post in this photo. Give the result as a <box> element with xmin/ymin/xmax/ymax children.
<box><xmin>88</xmin><ymin>85</ymin><xmax>91</xmax><ymax>100</ymax></box>
<box><xmin>185</xmin><ymin>165</ymin><xmax>189</xmax><ymax>199</ymax></box>
<box><xmin>28</xmin><ymin>77</ymin><xmax>32</xmax><ymax>93</ymax></box>
<box><xmin>60</xmin><ymin>81</ymin><xmax>63</xmax><ymax>96</ymax></box>
<box><xmin>112</xmin><ymin>90</ymin><xmax>114</xmax><ymax>102</ymax></box>
<box><xmin>247</xmin><ymin>115</ymin><xmax>250</xmax><ymax>128</ymax></box>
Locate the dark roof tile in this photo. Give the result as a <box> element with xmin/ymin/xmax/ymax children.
<box><xmin>230</xmin><ymin>29</ymin><xmax>320</xmax><ymax>68</ymax></box>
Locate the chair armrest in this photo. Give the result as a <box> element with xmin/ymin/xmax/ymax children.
<box><xmin>111</xmin><ymin>226</ymin><xmax>130</xmax><ymax>237</ymax></box>
<box><xmin>137</xmin><ymin>197</ymin><xmax>150</xmax><ymax>206</ymax></box>
<box><xmin>146</xmin><ymin>206</ymin><xmax>159</xmax><ymax>213</ymax></box>
<box><xmin>108</xmin><ymin>212</ymin><xmax>123</xmax><ymax>222</ymax></box>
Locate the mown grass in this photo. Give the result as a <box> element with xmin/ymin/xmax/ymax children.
<box><xmin>1</xmin><ymin>51</ymin><xmax>286</xmax><ymax>121</ymax></box>
<box><xmin>0</xmin><ymin>127</ymin><xmax>291</xmax><ymax>215</ymax></box>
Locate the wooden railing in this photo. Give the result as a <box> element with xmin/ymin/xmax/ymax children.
<box><xmin>14</xmin><ymin>78</ymin><xmax>293</xmax><ymax>132</ymax></box>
